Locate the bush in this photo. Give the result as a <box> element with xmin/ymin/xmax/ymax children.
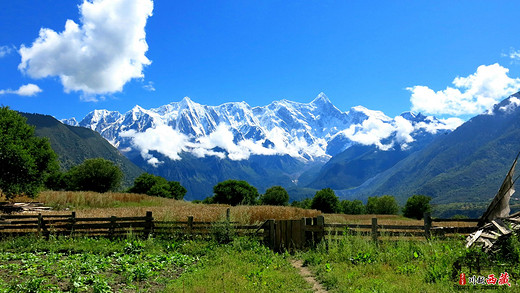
<box><xmin>260</xmin><ymin>186</ymin><xmax>289</xmax><ymax>206</ymax></box>
<box><xmin>210</xmin><ymin>179</ymin><xmax>259</xmax><ymax>206</ymax></box>
<box><xmin>366</xmin><ymin>195</ymin><xmax>399</xmax><ymax>215</ymax></box>
<box><xmin>403</xmin><ymin>195</ymin><xmax>431</xmax><ymax>220</ymax></box>
<box><xmin>66</xmin><ymin>158</ymin><xmax>123</xmax><ymax>193</ymax></box>
<box><xmin>0</xmin><ymin>107</ymin><xmax>59</xmax><ymax>198</ymax></box>
<box><xmin>311</xmin><ymin>188</ymin><xmax>339</xmax><ymax>213</ymax></box>
<box><xmin>128</xmin><ymin>173</ymin><xmax>186</xmax><ymax>200</ymax></box>
<box><xmin>341</xmin><ymin>199</ymin><xmax>366</xmax><ymax>214</ymax></box>
<box><xmin>290</xmin><ymin>198</ymin><xmax>312</xmax><ymax>209</ymax></box>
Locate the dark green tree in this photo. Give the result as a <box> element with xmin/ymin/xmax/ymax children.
<box><xmin>66</xmin><ymin>158</ymin><xmax>123</xmax><ymax>193</ymax></box>
<box><xmin>366</xmin><ymin>195</ymin><xmax>399</xmax><ymax>215</ymax></box>
<box><xmin>128</xmin><ymin>173</ymin><xmax>159</xmax><ymax>194</ymax></box>
<box><xmin>0</xmin><ymin>107</ymin><xmax>59</xmax><ymax>198</ymax></box>
<box><xmin>341</xmin><ymin>199</ymin><xmax>366</xmax><ymax>214</ymax></box>
<box><xmin>168</xmin><ymin>181</ymin><xmax>187</xmax><ymax>200</ymax></box>
<box><xmin>311</xmin><ymin>188</ymin><xmax>340</xmax><ymax>213</ymax></box>
<box><xmin>260</xmin><ymin>186</ymin><xmax>289</xmax><ymax>206</ymax></box>
<box><xmin>290</xmin><ymin>198</ymin><xmax>312</xmax><ymax>209</ymax></box>
<box><xmin>211</xmin><ymin>179</ymin><xmax>259</xmax><ymax>206</ymax></box>
<box><xmin>402</xmin><ymin>195</ymin><xmax>432</xmax><ymax>219</ymax></box>
<box><xmin>128</xmin><ymin>173</ymin><xmax>186</xmax><ymax>200</ymax></box>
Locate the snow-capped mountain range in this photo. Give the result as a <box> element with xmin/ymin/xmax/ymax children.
<box><xmin>63</xmin><ymin>93</ymin><xmax>460</xmax><ymax>167</ymax></box>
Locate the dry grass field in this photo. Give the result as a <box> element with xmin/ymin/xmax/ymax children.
<box><xmin>25</xmin><ymin>191</ymin><xmax>319</xmax><ymax>224</ymax></box>
<box><xmin>3</xmin><ymin>191</ymin><xmax>477</xmax><ymax>228</ymax></box>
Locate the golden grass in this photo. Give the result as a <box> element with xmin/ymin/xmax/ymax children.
<box><xmin>16</xmin><ymin>191</ymin><xmax>476</xmax><ymax>227</ymax></box>
<box><xmin>32</xmin><ymin>191</ymin><xmax>321</xmax><ymax>224</ymax></box>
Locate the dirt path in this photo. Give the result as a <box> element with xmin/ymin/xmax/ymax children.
<box><xmin>290</xmin><ymin>259</ymin><xmax>328</xmax><ymax>293</ymax></box>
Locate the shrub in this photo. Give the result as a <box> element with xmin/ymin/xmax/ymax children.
<box><xmin>402</xmin><ymin>195</ymin><xmax>431</xmax><ymax>219</ymax></box>
<box><xmin>66</xmin><ymin>158</ymin><xmax>123</xmax><ymax>193</ymax></box>
<box><xmin>290</xmin><ymin>198</ymin><xmax>312</xmax><ymax>209</ymax></box>
<box><xmin>340</xmin><ymin>199</ymin><xmax>366</xmax><ymax>214</ymax></box>
<box><xmin>260</xmin><ymin>186</ymin><xmax>289</xmax><ymax>206</ymax></box>
<box><xmin>0</xmin><ymin>107</ymin><xmax>59</xmax><ymax>198</ymax></box>
<box><xmin>311</xmin><ymin>188</ymin><xmax>339</xmax><ymax>213</ymax></box>
<box><xmin>366</xmin><ymin>195</ymin><xmax>399</xmax><ymax>215</ymax></box>
<box><xmin>211</xmin><ymin>179</ymin><xmax>259</xmax><ymax>206</ymax></box>
<box><xmin>128</xmin><ymin>173</ymin><xmax>186</xmax><ymax>200</ymax></box>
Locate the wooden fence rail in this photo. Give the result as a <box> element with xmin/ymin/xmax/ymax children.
<box><xmin>0</xmin><ymin>211</ymin><xmax>481</xmax><ymax>251</ymax></box>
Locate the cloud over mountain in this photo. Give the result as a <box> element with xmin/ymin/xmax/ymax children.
<box><xmin>66</xmin><ymin>94</ymin><xmax>459</xmax><ymax>166</ymax></box>
<box><xmin>18</xmin><ymin>0</ymin><xmax>153</xmax><ymax>99</ymax></box>
<box><xmin>407</xmin><ymin>64</ymin><xmax>520</xmax><ymax>116</ymax></box>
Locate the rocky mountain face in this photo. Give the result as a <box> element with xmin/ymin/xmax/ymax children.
<box><xmin>64</xmin><ymin>93</ymin><xmax>457</xmax><ymax>199</ymax></box>
<box><xmin>21</xmin><ymin>113</ymin><xmax>143</xmax><ymax>188</ymax></box>
<box><xmin>342</xmin><ymin>92</ymin><xmax>520</xmax><ymax>207</ymax></box>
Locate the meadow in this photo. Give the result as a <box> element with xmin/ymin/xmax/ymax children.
<box><xmin>0</xmin><ymin>191</ymin><xmax>517</xmax><ymax>292</ymax></box>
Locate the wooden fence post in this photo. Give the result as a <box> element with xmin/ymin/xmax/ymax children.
<box><xmin>371</xmin><ymin>218</ymin><xmax>378</xmax><ymax>242</ymax></box>
<box><xmin>268</xmin><ymin>220</ymin><xmax>275</xmax><ymax>249</ymax></box>
<box><xmin>145</xmin><ymin>211</ymin><xmax>153</xmax><ymax>238</ymax></box>
<box><xmin>70</xmin><ymin>211</ymin><xmax>76</xmax><ymax>236</ymax></box>
<box><xmin>316</xmin><ymin>215</ymin><xmax>325</xmax><ymax>243</ymax></box>
<box><xmin>187</xmin><ymin>216</ymin><xmax>194</xmax><ymax>236</ymax></box>
<box><xmin>300</xmin><ymin>218</ymin><xmax>306</xmax><ymax>249</ymax></box>
<box><xmin>37</xmin><ymin>213</ymin><xmax>42</xmax><ymax>238</ymax></box>
<box><xmin>424</xmin><ymin>212</ymin><xmax>432</xmax><ymax>240</ymax></box>
<box><xmin>109</xmin><ymin>216</ymin><xmax>116</xmax><ymax>239</ymax></box>
<box><xmin>305</xmin><ymin>218</ymin><xmax>312</xmax><ymax>246</ymax></box>
<box><xmin>226</xmin><ymin>208</ymin><xmax>230</xmax><ymax>222</ymax></box>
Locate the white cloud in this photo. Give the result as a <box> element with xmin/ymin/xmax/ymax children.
<box><xmin>0</xmin><ymin>45</ymin><xmax>13</xmax><ymax>58</ymax></box>
<box><xmin>0</xmin><ymin>83</ymin><xmax>42</xmax><ymax>96</ymax></box>
<box><xmin>120</xmin><ymin>122</ymin><xmax>329</xmax><ymax>165</ymax></box>
<box><xmin>393</xmin><ymin>116</ymin><xmax>414</xmax><ymax>146</ymax></box>
<box><xmin>341</xmin><ymin>117</ymin><xmax>395</xmax><ymax>150</ymax></box>
<box><xmin>415</xmin><ymin>117</ymin><xmax>463</xmax><ymax>134</ymax></box>
<box><xmin>120</xmin><ymin>123</ymin><xmax>189</xmax><ymax>165</ymax></box>
<box><xmin>506</xmin><ymin>49</ymin><xmax>520</xmax><ymax>61</ymax></box>
<box><xmin>408</xmin><ymin>64</ymin><xmax>520</xmax><ymax>116</ymax></box>
<box><xmin>143</xmin><ymin>81</ymin><xmax>155</xmax><ymax>91</ymax></box>
<box><xmin>18</xmin><ymin>0</ymin><xmax>153</xmax><ymax>97</ymax></box>
<box><xmin>498</xmin><ymin>97</ymin><xmax>520</xmax><ymax>113</ymax></box>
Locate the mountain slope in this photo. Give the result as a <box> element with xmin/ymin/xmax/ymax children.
<box><xmin>63</xmin><ymin>93</ymin><xmax>457</xmax><ymax>199</ymax></box>
<box><xmin>309</xmin><ymin>113</ymin><xmax>447</xmax><ymax>190</ymax></box>
<box><xmin>21</xmin><ymin>112</ymin><xmax>143</xmax><ymax>188</ymax></box>
<box><xmin>347</xmin><ymin>93</ymin><xmax>520</xmax><ymax>205</ymax></box>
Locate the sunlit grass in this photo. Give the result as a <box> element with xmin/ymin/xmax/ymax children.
<box><xmin>33</xmin><ymin>191</ymin><xmax>321</xmax><ymax>224</ymax></box>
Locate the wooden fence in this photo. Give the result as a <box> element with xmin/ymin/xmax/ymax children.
<box><xmin>0</xmin><ymin>211</ymin><xmax>480</xmax><ymax>251</ymax></box>
<box><xmin>258</xmin><ymin>213</ymin><xmax>480</xmax><ymax>251</ymax></box>
<box><xmin>0</xmin><ymin>211</ymin><xmax>262</xmax><ymax>240</ymax></box>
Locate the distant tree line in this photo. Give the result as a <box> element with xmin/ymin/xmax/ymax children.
<box><xmin>291</xmin><ymin>191</ymin><xmax>432</xmax><ymax>219</ymax></box>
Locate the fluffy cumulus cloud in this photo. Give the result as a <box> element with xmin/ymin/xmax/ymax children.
<box><xmin>336</xmin><ymin>114</ymin><xmax>463</xmax><ymax>151</ymax></box>
<box><xmin>0</xmin><ymin>84</ymin><xmax>42</xmax><ymax>96</ymax></box>
<box><xmin>120</xmin><ymin>122</ymin><xmax>329</xmax><ymax>165</ymax></box>
<box><xmin>341</xmin><ymin>117</ymin><xmax>396</xmax><ymax>150</ymax></box>
<box><xmin>120</xmin><ymin>123</ymin><xmax>189</xmax><ymax>166</ymax></box>
<box><xmin>408</xmin><ymin>64</ymin><xmax>520</xmax><ymax>116</ymax></box>
<box><xmin>18</xmin><ymin>0</ymin><xmax>153</xmax><ymax>100</ymax></box>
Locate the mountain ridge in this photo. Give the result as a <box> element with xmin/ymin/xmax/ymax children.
<box><xmin>61</xmin><ymin>93</ymin><xmax>457</xmax><ymax>199</ymax></box>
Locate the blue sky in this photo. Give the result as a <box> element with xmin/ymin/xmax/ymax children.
<box><xmin>1</xmin><ymin>0</ymin><xmax>520</xmax><ymax>121</ymax></box>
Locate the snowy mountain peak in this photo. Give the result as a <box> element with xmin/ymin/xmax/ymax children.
<box><xmin>66</xmin><ymin>95</ymin><xmax>455</xmax><ymax>165</ymax></box>
<box><xmin>311</xmin><ymin>92</ymin><xmax>332</xmax><ymax>105</ymax></box>
<box><xmin>349</xmin><ymin>106</ymin><xmax>391</xmax><ymax>122</ymax></box>
<box><xmin>399</xmin><ymin>111</ymin><xmax>429</xmax><ymax>122</ymax></box>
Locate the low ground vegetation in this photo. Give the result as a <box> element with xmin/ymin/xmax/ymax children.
<box><xmin>0</xmin><ymin>230</ymin><xmax>518</xmax><ymax>292</ymax></box>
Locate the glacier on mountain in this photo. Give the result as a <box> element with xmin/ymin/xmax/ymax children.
<box><xmin>63</xmin><ymin>93</ymin><xmax>461</xmax><ymax>166</ymax></box>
